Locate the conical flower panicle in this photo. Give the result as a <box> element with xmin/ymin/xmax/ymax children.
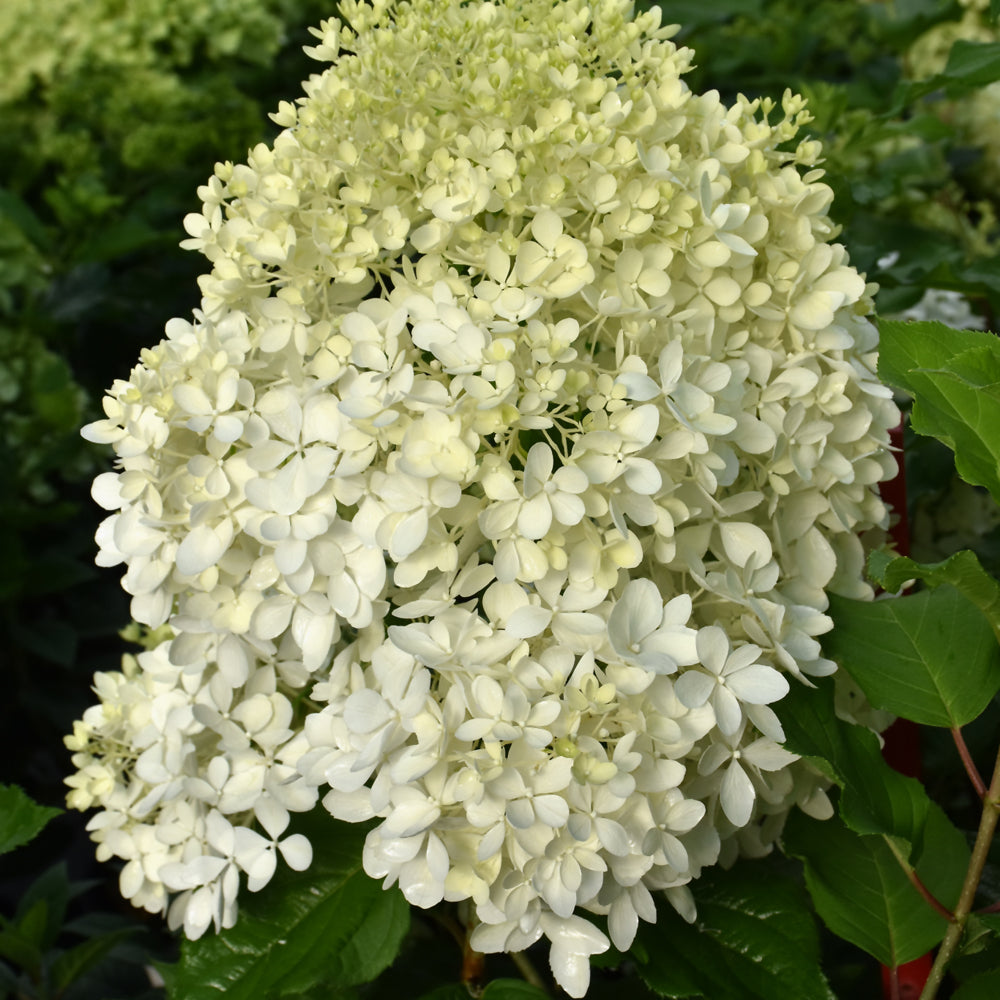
<box><xmin>67</xmin><ymin>2</ymin><xmax>898</xmax><ymax>995</ymax></box>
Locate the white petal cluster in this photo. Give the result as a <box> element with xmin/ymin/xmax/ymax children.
<box><xmin>68</xmin><ymin>1</ymin><xmax>899</xmax><ymax>995</ymax></box>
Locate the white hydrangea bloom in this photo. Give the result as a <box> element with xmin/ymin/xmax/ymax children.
<box><xmin>68</xmin><ymin>1</ymin><xmax>899</xmax><ymax>995</ymax></box>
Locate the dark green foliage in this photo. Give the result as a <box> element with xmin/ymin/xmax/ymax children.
<box><xmin>632</xmin><ymin>861</ymin><xmax>835</xmax><ymax>999</ymax></box>
<box><xmin>160</xmin><ymin>818</ymin><xmax>410</xmax><ymax>1000</ymax></box>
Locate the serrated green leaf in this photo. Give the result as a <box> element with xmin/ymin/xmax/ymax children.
<box><xmin>777</xmin><ymin>677</ymin><xmax>931</xmax><ymax>849</ymax></box>
<box><xmin>878</xmin><ymin>319</ymin><xmax>1000</xmax><ymax>502</ymax></box>
<box><xmin>869</xmin><ymin>549</ymin><xmax>1000</xmax><ymax>633</ymax></box>
<box><xmin>0</xmin><ymin>785</ymin><xmax>61</xmax><ymax>855</ymax></box>
<box><xmin>783</xmin><ymin>810</ymin><xmax>949</xmax><ymax>967</ymax></box>
<box><xmin>777</xmin><ymin>675</ymin><xmax>968</xmax><ymax>960</ymax></box>
<box><xmin>163</xmin><ymin>818</ymin><xmax>409</xmax><ymax>1000</ymax></box>
<box><xmin>633</xmin><ymin>861</ymin><xmax>834</xmax><ymax>1000</ymax></box>
<box><xmin>825</xmin><ymin>587</ymin><xmax>1000</xmax><ymax>727</ymax></box>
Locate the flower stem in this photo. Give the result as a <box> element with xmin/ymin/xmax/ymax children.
<box><xmin>462</xmin><ymin>938</ymin><xmax>485</xmax><ymax>996</ymax></box>
<box><xmin>460</xmin><ymin>903</ymin><xmax>485</xmax><ymax>996</ymax></box>
<box><xmin>952</xmin><ymin>726</ymin><xmax>987</xmax><ymax>799</ymax></box>
<box><xmin>919</xmin><ymin>742</ymin><xmax>1000</xmax><ymax>1000</ymax></box>
<box><xmin>511</xmin><ymin>950</ymin><xmax>549</xmax><ymax>992</ymax></box>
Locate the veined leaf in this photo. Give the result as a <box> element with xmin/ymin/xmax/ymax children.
<box><xmin>162</xmin><ymin>817</ymin><xmax>409</xmax><ymax>1000</ymax></box>
<box><xmin>878</xmin><ymin>319</ymin><xmax>1000</xmax><ymax>502</ymax></box>
<box><xmin>825</xmin><ymin>587</ymin><xmax>1000</xmax><ymax>728</ymax></box>
<box><xmin>633</xmin><ymin>860</ymin><xmax>834</xmax><ymax>1000</ymax></box>
<box><xmin>777</xmin><ymin>677</ymin><xmax>931</xmax><ymax>850</ymax></box>
<box><xmin>783</xmin><ymin>808</ymin><xmax>960</xmax><ymax>968</ymax></box>
<box><xmin>869</xmin><ymin>549</ymin><xmax>1000</xmax><ymax>633</ymax></box>
<box><xmin>0</xmin><ymin>785</ymin><xmax>61</xmax><ymax>856</ymax></box>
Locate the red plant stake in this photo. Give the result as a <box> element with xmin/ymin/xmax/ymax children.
<box><xmin>879</xmin><ymin>422</ymin><xmax>931</xmax><ymax>999</ymax></box>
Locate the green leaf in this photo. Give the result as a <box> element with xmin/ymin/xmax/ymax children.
<box><xmin>825</xmin><ymin>587</ymin><xmax>1000</xmax><ymax>727</ymax></box>
<box><xmin>956</xmin><ymin>914</ymin><xmax>999</xmax><ymax>958</ymax></box>
<box><xmin>0</xmin><ymin>785</ymin><xmax>61</xmax><ymax>855</ymax></box>
<box><xmin>73</xmin><ymin>215</ymin><xmax>163</xmax><ymax>264</ymax></box>
<box><xmin>951</xmin><ymin>915</ymin><xmax>1000</xmax><ymax>984</ymax></box>
<box><xmin>977</xmin><ymin>914</ymin><xmax>1000</xmax><ymax>935</ymax></box>
<box><xmin>0</xmin><ymin>924</ymin><xmax>43</xmax><ymax>977</ymax></box>
<box><xmin>50</xmin><ymin>927</ymin><xmax>138</xmax><ymax>994</ymax></box>
<box><xmin>894</xmin><ymin>41</ymin><xmax>1000</xmax><ymax>105</ymax></box>
<box><xmin>416</xmin><ymin>988</ymin><xmax>470</xmax><ymax>1000</ymax></box>
<box><xmin>869</xmin><ymin>549</ymin><xmax>1000</xmax><ymax>632</ymax></box>
<box><xmin>633</xmin><ymin>860</ymin><xmax>834</xmax><ymax>1000</ymax></box>
<box><xmin>16</xmin><ymin>863</ymin><xmax>70</xmax><ymax>951</ymax></box>
<box><xmin>783</xmin><ymin>809</ymin><xmax>950</xmax><ymax>967</ymax></box>
<box><xmin>14</xmin><ymin>901</ymin><xmax>48</xmax><ymax>952</ymax></box>
<box><xmin>878</xmin><ymin>319</ymin><xmax>1000</xmax><ymax>502</ymax></box>
<box><xmin>777</xmin><ymin>677</ymin><xmax>931</xmax><ymax>849</ymax></box>
<box><xmin>0</xmin><ymin>187</ymin><xmax>50</xmax><ymax>250</ymax></box>
<box><xmin>921</xmin><ymin>800</ymin><xmax>971</xmax><ymax>906</ymax></box>
<box><xmin>481</xmin><ymin>980</ymin><xmax>551</xmax><ymax>999</ymax></box>
<box><xmin>952</xmin><ymin>968</ymin><xmax>1000</xmax><ymax>999</ymax></box>
<box><xmin>942</xmin><ymin>40</ymin><xmax>1000</xmax><ymax>88</ymax></box>
<box><xmin>162</xmin><ymin>818</ymin><xmax>409</xmax><ymax>1000</ymax></box>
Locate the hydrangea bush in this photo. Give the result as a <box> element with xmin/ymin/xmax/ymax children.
<box><xmin>65</xmin><ymin>0</ymin><xmax>900</xmax><ymax>994</ymax></box>
<box><xmin>0</xmin><ymin>0</ymin><xmax>302</xmax><ymax>172</ymax></box>
<box><xmin>907</xmin><ymin>0</ymin><xmax>1000</xmax><ymax>193</ymax></box>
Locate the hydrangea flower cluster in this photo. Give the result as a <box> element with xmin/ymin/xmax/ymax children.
<box><xmin>66</xmin><ymin>1</ymin><xmax>899</xmax><ymax>994</ymax></box>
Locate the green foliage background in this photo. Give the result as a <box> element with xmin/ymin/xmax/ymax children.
<box><xmin>3</xmin><ymin>1</ymin><xmax>1000</xmax><ymax>997</ymax></box>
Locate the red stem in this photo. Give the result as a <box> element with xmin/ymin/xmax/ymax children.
<box><xmin>906</xmin><ymin>869</ymin><xmax>956</xmax><ymax>923</ymax></box>
<box><xmin>890</xmin><ymin>966</ymin><xmax>901</xmax><ymax>1000</ymax></box>
<box><xmin>952</xmin><ymin>726</ymin><xmax>987</xmax><ymax>800</ymax></box>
